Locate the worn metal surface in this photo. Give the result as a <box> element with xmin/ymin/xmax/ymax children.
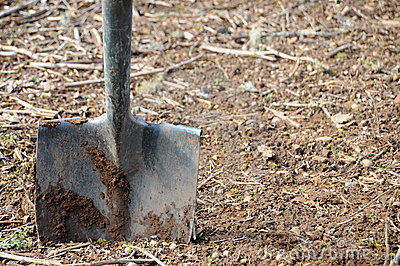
<box><xmin>35</xmin><ymin>0</ymin><xmax>200</xmax><ymax>243</ymax></box>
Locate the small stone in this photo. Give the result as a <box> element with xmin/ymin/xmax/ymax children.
<box><xmin>257</xmin><ymin>145</ymin><xmax>274</xmax><ymax>158</ymax></box>
<box><xmin>47</xmin><ymin>249</ymin><xmax>55</xmax><ymax>257</ymax></box>
<box><xmin>183</xmin><ymin>31</ymin><xmax>194</xmax><ymax>40</ymax></box>
<box><xmin>351</xmin><ymin>103</ymin><xmax>360</xmax><ymax>110</ymax></box>
<box><xmin>239</xmin><ymin>258</ymin><xmax>247</xmax><ymax>264</ymax></box>
<box><xmin>395</xmin><ymin>94</ymin><xmax>400</xmax><ymax>104</ymax></box>
<box><xmin>124</xmin><ymin>246</ymin><xmax>132</xmax><ymax>254</ymax></box>
<box><xmin>361</xmin><ymin>159</ymin><xmax>373</xmax><ymax>168</ymax></box>
<box><xmin>315</xmin><ymin>136</ymin><xmax>333</xmax><ymax>142</ymax></box>
<box><xmin>196</xmin><ymin>87</ymin><xmax>210</xmax><ymax>99</ymax></box>
<box><xmin>271</xmin><ymin>117</ymin><xmax>282</xmax><ymax>124</ymax></box>
<box><xmin>290</xmin><ymin>226</ymin><xmax>301</xmax><ymax>235</ymax></box>
<box><xmin>306</xmin><ymin>64</ymin><xmax>313</xmax><ymax>72</ymax></box>
<box><xmin>243</xmin><ymin>195</ymin><xmax>252</xmax><ymax>202</ymax></box>
<box><xmin>345</xmin><ymin>182</ymin><xmax>354</xmax><ymax>189</ymax></box>
<box><xmin>211</xmin><ymin>251</ymin><xmax>219</xmax><ymax>260</ymax></box>
<box><xmin>332</xmin><ymin>113</ymin><xmax>353</xmax><ymax>124</ymax></box>
<box><xmin>150</xmin><ymin>240</ymin><xmax>157</xmax><ymax>247</ymax></box>
<box><xmin>223</xmin><ymin>250</ymin><xmax>229</xmax><ymax>257</ymax></box>
<box><xmin>127</xmin><ymin>263</ymin><xmax>138</xmax><ymax>266</ymax></box>
<box><xmin>169</xmin><ymin>242</ymin><xmax>177</xmax><ymax>250</ymax></box>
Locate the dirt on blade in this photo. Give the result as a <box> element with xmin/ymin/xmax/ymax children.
<box><xmin>86</xmin><ymin>146</ymin><xmax>131</xmax><ymax>241</ymax></box>
<box><xmin>41</xmin><ymin>185</ymin><xmax>109</xmax><ymax>242</ymax></box>
<box><xmin>67</xmin><ymin>118</ymin><xmax>88</xmax><ymax>125</ymax></box>
<box><xmin>40</xmin><ymin>120</ymin><xmax>61</xmax><ymax>128</ymax></box>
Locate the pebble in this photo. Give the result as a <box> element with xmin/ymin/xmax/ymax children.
<box><xmin>345</xmin><ymin>182</ymin><xmax>354</xmax><ymax>189</ymax></box>
<box><xmin>124</xmin><ymin>246</ymin><xmax>132</xmax><ymax>254</ymax></box>
<box><xmin>223</xmin><ymin>250</ymin><xmax>229</xmax><ymax>257</ymax></box>
<box><xmin>361</xmin><ymin>159</ymin><xmax>373</xmax><ymax>168</ymax></box>
<box><xmin>271</xmin><ymin>117</ymin><xmax>282</xmax><ymax>124</ymax></box>
<box><xmin>149</xmin><ymin>240</ymin><xmax>157</xmax><ymax>247</ymax></box>
<box><xmin>211</xmin><ymin>251</ymin><xmax>219</xmax><ymax>260</ymax></box>
<box><xmin>169</xmin><ymin>242</ymin><xmax>177</xmax><ymax>250</ymax></box>
<box><xmin>290</xmin><ymin>226</ymin><xmax>301</xmax><ymax>235</ymax></box>
<box><xmin>395</xmin><ymin>94</ymin><xmax>400</xmax><ymax>104</ymax></box>
<box><xmin>351</xmin><ymin>103</ymin><xmax>360</xmax><ymax>110</ymax></box>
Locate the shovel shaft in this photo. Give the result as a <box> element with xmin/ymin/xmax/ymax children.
<box><xmin>102</xmin><ymin>0</ymin><xmax>133</xmax><ymax>129</ymax></box>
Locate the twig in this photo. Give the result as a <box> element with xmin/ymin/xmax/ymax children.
<box><xmin>211</xmin><ymin>236</ymin><xmax>248</xmax><ymax>244</ymax></box>
<box><xmin>232</xmin><ymin>29</ymin><xmax>349</xmax><ymax>39</ymax></box>
<box><xmin>359</xmin><ymin>176</ymin><xmax>384</xmax><ymax>184</ymax></box>
<box><xmin>65</xmin><ymin>68</ymin><xmax>164</xmax><ymax>87</ymax></box>
<box><xmin>0</xmin><ymin>220</ymin><xmax>23</xmax><ymax>224</ymax></box>
<box><xmin>265</xmin><ymin>107</ymin><xmax>300</xmax><ymax>127</ymax></box>
<box><xmin>201</xmin><ymin>44</ymin><xmax>330</xmax><ymax>72</ymax></box>
<box><xmin>271</xmin><ymin>101</ymin><xmax>335</xmax><ymax>109</ymax></box>
<box><xmin>75</xmin><ymin>259</ymin><xmax>154</xmax><ymax>265</ymax></box>
<box><xmin>349</xmin><ymin>190</ymin><xmax>390</xmax><ymax>218</ymax></box>
<box><xmin>10</xmin><ymin>96</ymin><xmax>58</xmax><ymax>118</ymax></box>
<box><xmin>329</xmin><ymin>44</ymin><xmax>352</xmax><ymax>58</ymax></box>
<box><xmin>345</xmin><ymin>153</ymin><xmax>374</xmax><ymax>175</ymax></box>
<box><xmin>28</xmin><ymin>62</ymin><xmax>102</xmax><ymax>70</ymax></box>
<box><xmin>197</xmin><ymin>170</ymin><xmax>223</xmax><ymax>190</ymax></box>
<box><xmin>373</xmin><ymin>150</ymin><xmax>386</xmax><ymax>161</ymax></box>
<box><xmin>385</xmin><ymin>219</ymin><xmax>390</xmax><ymax>266</ymax></box>
<box><xmin>228</xmin><ymin>178</ymin><xmax>261</xmax><ymax>186</ymax></box>
<box><xmin>47</xmin><ymin>243</ymin><xmax>90</xmax><ymax>258</ymax></box>
<box><xmin>164</xmin><ymin>54</ymin><xmax>203</xmax><ymax>74</ymax></box>
<box><xmin>132</xmin><ymin>246</ymin><xmax>166</xmax><ymax>266</ymax></box>
<box><xmin>0</xmin><ymin>0</ymin><xmax>39</xmax><ymax>18</ymax></box>
<box><xmin>216</xmin><ymin>62</ymin><xmax>230</xmax><ymax>79</ymax></box>
<box><xmin>0</xmin><ymin>44</ymin><xmax>37</xmax><ymax>59</ymax></box>
<box><xmin>236</xmin><ymin>250</ymin><xmax>241</xmax><ymax>262</ymax></box>
<box><xmin>337</xmin><ymin>217</ymin><xmax>354</xmax><ymax>226</ymax></box>
<box><xmin>287</xmin><ymin>58</ymin><xmax>300</xmax><ymax>78</ymax></box>
<box><xmin>321</xmin><ymin>106</ymin><xmax>341</xmax><ymax>129</ymax></box>
<box><xmin>200</xmin><ymin>45</ymin><xmax>276</xmax><ymax>61</ymax></box>
<box><xmin>0</xmin><ymin>251</ymin><xmax>62</xmax><ymax>265</ymax></box>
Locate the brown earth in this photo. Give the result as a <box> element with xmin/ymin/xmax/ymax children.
<box><xmin>1</xmin><ymin>0</ymin><xmax>400</xmax><ymax>265</ymax></box>
<box><xmin>87</xmin><ymin>146</ymin><xmax>131</xmax><ymax>241</ymax></box>
<box><xmin>39</xmin><ymin>185</ymin><xmax>109</xmax><ymax>242</ymax></box>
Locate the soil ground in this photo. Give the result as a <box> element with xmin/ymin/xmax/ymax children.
<box><xmin>1</xmin><ymin>0</ymin><xmax>400</xmax><ymax>265</ymax></box>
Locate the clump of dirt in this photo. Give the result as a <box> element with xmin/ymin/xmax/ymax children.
<box><xmin>142</xmin><ymin>204</ymin><xmax>193</xmax><ymax>241</ymax></box>
<box><xmin>40</xmin><ymin>120</ymin><xmax>61</xmax><ymax>128</ymax></box>
<box><xmin>86</xmin><ymin>146</ymin><xmax>131</xmax><ymax>241</ymax></box>
<box><xmin>67</xmin><ymin>118</ymin><xmax>88</xmax><ymax>125</ymax></box>
<box><xmin>143</xmin><ymin>211</ymin><xmax>173</xmax><ymax>240</ymax></box>
<box><xmin>42</xmin><ymin>185</ymin><xmax>109</xmax><ymax>242</ymax></box>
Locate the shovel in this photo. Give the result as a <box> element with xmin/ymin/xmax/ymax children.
<box><xmin>35</xmin><ymin>0</ymin><xmax>200</xmax><ymax>243</ymax></box>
